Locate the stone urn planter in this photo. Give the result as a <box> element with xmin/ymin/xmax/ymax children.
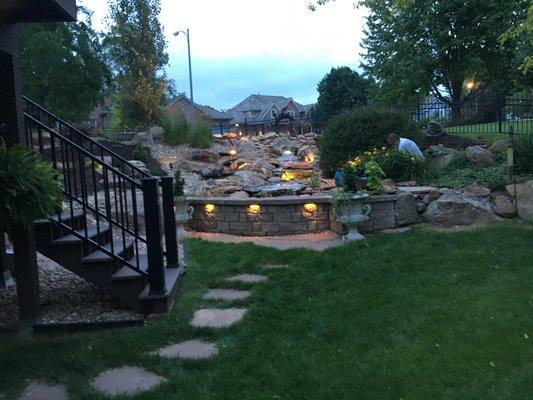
<box><xmin>332</xmin><ymin>190</ymin><xmax>371</xmax><ymax>241</ymax></box>
<box><xmin>175</xmin><ymin>197</ymin><xmax>194</xmax><ymax>238</ymax></box>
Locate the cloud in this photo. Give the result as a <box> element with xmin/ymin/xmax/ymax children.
<box><xmin>86</xmin><ymin>0</ymin><xmax>367</xmax><ymax>109</ymax></box>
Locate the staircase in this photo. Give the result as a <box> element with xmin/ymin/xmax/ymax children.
<box><xmin>22</xmin><ymin>97</ymin><xmax>182</xmax><ymax>316</ymax></box>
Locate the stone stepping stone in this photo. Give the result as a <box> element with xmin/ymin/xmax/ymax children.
<box><xmin>20</xmin><ymin>382</ymin><xmax>69</xmax><ymax>400</ymax></box>
<box><xmin>150</xmin><ymin>339</ymin><xmax>218</xmax><ymax>359</ymax></box>
<box><xmin>262</xmin><ymin>263</ymin><xmax>289</xmax><ymax>269</ymax></box>
<box><xmin>191</xmin><ymin>308</ymin><xmax>247</xmax><ymax>328</ymax></box>
<box><xmin>226</xmin><ymin>274</ymin><xmax>268</xmax><ymax>283</ymax></box>
<box><xmin>203</xmin><ymin>289</ymin><xmax>251</xmax><ymax>301</ymax></box>
<box><xmin>90</xmin><ymin>366</ymin><xmax>166</xmax><ymax>397</ymax></box>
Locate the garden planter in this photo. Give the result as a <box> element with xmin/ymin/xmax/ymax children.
<box><xmin>175</xmin><ymin>198</ymin><xmax>193</xmax><ymax>238</ymax></box>
<box><xmin>333</xmin><ymin>193</ymin><xmax>371</xmax><ymax>241</ymax></box>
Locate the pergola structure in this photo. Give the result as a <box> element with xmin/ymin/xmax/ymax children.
<box><xmin>0</xmin><ymin>0</ymin><xmax>77</xmax><ymax>332</ymax></box>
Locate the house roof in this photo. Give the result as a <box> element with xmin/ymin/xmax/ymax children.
<box><xmin>227</xmin><ymin>94</ymin><xmax>311</xmax><ymax>124</ymax></box>
<box><xmin>167</xmin><ymin>95</ymin><xmax>232</xmax><ymax>121</ymax></box>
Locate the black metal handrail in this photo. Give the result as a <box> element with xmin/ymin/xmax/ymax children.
<box><xmin>23</xmin><ymin>96</ymin><xmax>151</xmax><ymax>179</ymax></box>
<box><xmin>23</xmin><ymin>102</ymin><xmax>179</xmax><ymax>295</ymax></box>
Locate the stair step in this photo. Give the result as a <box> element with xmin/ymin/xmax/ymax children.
<box><xmin>35</xmin><ymin>210</ymin><xmax>84</xmax><ymax>225</ymax></box>
<box><xmin>51</xmin><ymin>224</ymin><xmax>110</xmax><ymax>245</ymax></box>
<box><xmin>112</xmin><ymin>254</ymin><xmax>149</xmax><ymax>280</ymax></box>
<box><xmin>139</xmin><ymin>266</ymin><xmax>183</xmax><ymax>315</ymax></box>
<box><xmin>82</xmin><ymin>239</ymin><xmax>134</xmax><ymax>263</ymax></box>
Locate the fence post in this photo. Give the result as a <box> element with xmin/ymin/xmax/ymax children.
<box><xmin>497</xmin><ymin>94</ymin><xmax>504</xmax><ymax>133</ymax></box>
<box><xmin>142</xmin><ymin>177</ymin><xmax>166</xmax><ymax>295</ymax></box>
<box><xmin>160</xmin><ymin>175</ymin><xmax>178</xmax><ymax>268</ymax></box>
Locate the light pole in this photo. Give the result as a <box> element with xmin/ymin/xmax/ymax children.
<box><xmin>173</xmin><ymin>29</ymin><xmax>194</xmax><ymax>104</ymax></box>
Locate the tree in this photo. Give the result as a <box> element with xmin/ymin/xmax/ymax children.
<box><xmin>19</xmin><ymin>9</ymin><xmax>110</xmax><ymax>123</ymax></box>
<box><xmin>105</xmin><ymin>0</ymin><xmax>169</xmax><ymax>136</ymax></box>
<box><xmin>310</xmin><ymin>0</ymin><xmax>529</xmax><ymax>120</ymax></box>
<box><xmin>316</xmin><ymin>67</ymin><xmax>372</xmax><ymax>112</ymax></box>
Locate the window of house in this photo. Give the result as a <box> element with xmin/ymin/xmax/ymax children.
<box><xmin>271</xmin><ymin>108</ymin><xmax>277</xmax><ymax>118</ymax></box>
<box><xmin>286</xmin><ymin>110</ymin><xmax>294</xmax><ymax>117</ymax></box>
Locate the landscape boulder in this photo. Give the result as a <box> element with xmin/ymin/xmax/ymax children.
<box><xmin>395</xmin><ymin>191</ymin><xmax>420</xmax><ymax>226</ymax></box>
<box><xmin>462</xmin><ymin>185</ymin><xmax>491</xmax><ymax>197</ymax></box>
<box><xmin>192</xmin><ymin>149</ymin><xmax>220</xmax><ymax>163</ymax></box>
<box><xmin>465</xmin><ymin>146</ymin><xmax>494</xmax><ymax>166</ymax></box>
<box><xmin>426</xmin><ymin>146</ymin><xmax>461</xmax><ymax>169</ymax></box>
<box><xmin>488</xmin><ymin>140</ymin><xmax>508</xmax><ymax>155</ymax></box>
<box><xmin>506</xmin><ymin>181</ymin><xmax>533</xmax><ymax>222</ymax></box>
<box><xmin>422</xmin><ymin>190</ymin><xmax>496</xmax><ymax>226</ymax></box>
<box><xmin>490</xmin><ymin>193</ymin><xmax>516</xmax><ymax>218</ymax></box>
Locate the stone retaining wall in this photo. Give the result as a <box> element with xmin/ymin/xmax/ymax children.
<box><xmin>187</xmin><ymin>192</ymin><xmax>420</xmax><ymax>236</ymax></box>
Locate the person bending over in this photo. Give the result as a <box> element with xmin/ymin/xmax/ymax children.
<box><xmin>386</xmin><ymin>133</ymin><xmax>423</xmax><ymax>158</ymax></box>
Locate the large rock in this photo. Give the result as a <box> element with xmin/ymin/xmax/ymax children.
<box><xmin>462</xmin><ymin>185</ymin><xmax>490</xmax><ymax>197</ymax></box>
<box><xmin>490</xmin><ymin>193</ymin><xmax>516</xmax><ymax>218</ymax></box>
<box><xmin>465</xmin><ymin>146</ymin><xmax>494</xmax><ymax>166</ymax></box>
<box><xmin>506</xmin><ymin>181</ymin><xmax>533</xmax><ymax>221</ymax></box>
<box><xmin>395</xmin><ymin>191</ymin><xmax>421</xmax><ymax>226</ymax></box>
<box><xmin>489</xmin><ymin>140</ymin><xmax>508</xmax><ymax>154</ymax></box>
<box><xmin>427</xmin><ymin>146</ymin><xmax>461</xmax><ymax>169</ymax></box>
<box><xmin>422</xmin><ymin>190</ymin><xmax>496</xmax><ymax>226</ymax></box>
<box><xmin>192</xmin><ymin>149</ymin><xmax>220</xmax><ymax>163</ymax></box>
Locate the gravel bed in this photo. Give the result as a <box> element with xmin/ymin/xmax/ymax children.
<box><xmin>0</xmin><ymin>253</ymin><xmax>142</xmax><ymax>331</ymax></box>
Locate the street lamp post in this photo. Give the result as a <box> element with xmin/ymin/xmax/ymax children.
<box><xmin>173</xmin><ymin>29</ymin><xmax>194</xmax><ymax>104</ymax></box>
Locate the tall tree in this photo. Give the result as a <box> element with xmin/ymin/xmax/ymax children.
<box><xmin>19</xmin><ymin>8</ymin><xmax>109</xmax><ymax>123</ymax></box>
<box><xmin>105</xmin><ymin>0</ymin><xmax>169</xmax><ymax>135</ymax></box>
<box><xmin>313</xmin><ymin>66</ymin><xmax>373</xmax><ymax>125</ymax></box>
<box><xmin>310</xmin><ymin>0</ymin><xmax>529</xmax><ymax>119</ymax></box>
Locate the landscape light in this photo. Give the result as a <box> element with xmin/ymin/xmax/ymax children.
<box><xmin>248</xmin><ymin>204</ymin><xmax>261</xmax><ymax>215</ymax></box>
<box><xmin>303</xmin><ymin>203</ymin><xmax>317</xmax><ymax>213</ymax></box>
<box><xmin>229</xmin><ymin>149</ymin><xmax>237</xmax><ymax>156</ymax></box>
<box><xmin>281</xmin><ymin>171</ymin><xmax>296</xmax><ymax>181</ymax></box>
<box><xmin>283</xmin><ymin>150</ymin><xmax>292</xmax><ymax>156</ymax></box>
<box><xmin>466</xmin><ymin>80</ymin><xmax>475</xmax><ymax>90</ymax></box>
<box><xmin>204</xmin><ymin>204</ymin><xmax>216</xmax><ymax>215</ymax></box>
<box><xmin>305</xmin><ymin>152</ymin><xmax>315</xmax><ymax>163</ymax></box>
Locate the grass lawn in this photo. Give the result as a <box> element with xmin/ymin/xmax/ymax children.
<box><xmin>447</xmin><ymin>120</ymin><xmax>532</xmax><ymax>141</ymax></box>
<box><xmin>1</xmin><ymin>222</ymin><xmax>532</xmax><ymax>399</ymax></box>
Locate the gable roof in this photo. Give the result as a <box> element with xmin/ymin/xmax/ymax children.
<box><xmin>167</xmin><ymin>95</ymin><xmax>232</xmax><ymax>121</ymax></box>
<box><xmin>227</xmin><ymin>94</ymin><xmax>310</xmax><ymax>124</ymax></box>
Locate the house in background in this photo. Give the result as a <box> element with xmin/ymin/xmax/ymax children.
<box><xmin>166</xmin><ymin>94</ymin><xmax>232</xmax><ymax>132</ymax></box>
<box><xmin>227</xmin><ymin>94</ymin><xmax>314</xmax><ymax>134</ymax></box>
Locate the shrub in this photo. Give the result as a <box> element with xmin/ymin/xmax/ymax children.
<box><xmin>188</xmin><ymin>119</ymin><xmax>213</xmax><ymax>149</ymax></box>
<box><xmin>174</xmin><ymin>169</ymin><xmax>186</xmax><ymax>197</ymax></box>
<box><xmin>0</xmin><ymin>145</ymin><xmax>61</xmax><ymax>230</ymax></box>
<box><xmin>162</xmin><ymin>113</ymin><xmax>189</xmax><ymax>146</ymax></box>
<box><xmin>132</xmin><ymin>144</ymin><xmax>149</xmax><ymax>163</ymax></box>
<box><xmin>319</xmin><ymin>106</ymin><xmax>421</xmax><ymax>176</ymax></box>
<box><xmin>514</xmin><ymin>134</ymin><xmax>533</xmax><ymax>176</ymax></box>
<box><xmin>426</xmin><ymin>154</ymin><xmax>508</xmax><ymax>191</ymax></box>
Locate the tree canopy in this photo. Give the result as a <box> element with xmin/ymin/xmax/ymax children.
<box><xmin>310</xmin><ymin>0</ymin><xmax>530</xmax><ymax>109</ymax></box>
<box><xmin>105</xmin><ymin>0</ymin><xmax>169</xmax><ymax>131</ymax></box>
<box><xmin>19</xmin><ymin>9</ymin><xmax>109</xmax><ymax>123</ymax></box>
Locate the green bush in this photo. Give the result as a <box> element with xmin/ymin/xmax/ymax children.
<box><xmin>188</xmin><ymin>119</ymin><xmax>213</xmax><ymax>149</ymax></box>
<box><xmin>0</xmin><ymin>145</ymin><xmax>61</xmax><ymax>230</ymax></box>
<box><xmin>161</xmin><ymin>113</ymin><xmax>189</xmax><ymax>146</ymax></box>
<box><xmin>427</xmin><ymin>154</ymin><xmax>508</xmax><ymax>191</ymax></box>
<box><xmin>514</xmin><ymin>134</ymin><xmax>533</xmax><ymax>176</ymax></box>
<box><xmin>132</xmin><ymin>144</ymin><xmax>149</xmax><ymax>163</ymax></box>
<box><xmin>375</xmin><ymin>149</ymin><xmax>435</xmax><ymax>182</ymax></box>
<box><xmin>319</xmin><ymin>107</ymin><xmax>421</xmax><ymax>176</ymax></box>
<box><xmin>174</xmin><ymin>169</ymin><xmax>186</xmax><ymax>197</ymax></box>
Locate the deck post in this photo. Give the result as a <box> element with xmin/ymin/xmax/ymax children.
<box><xmin>160</xmin><ymin>175</ymin><xmax>178</xmax><ymax>268</ymax></box>
<box><xmin>142</xmin><ymin>177</ymin><xmax>166</xmax><ymax>295</ymax></box>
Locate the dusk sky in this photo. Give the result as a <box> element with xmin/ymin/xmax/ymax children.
<box><xmin>87</xmin><ymin>0</ymin><xmax>367</xmax><ymax>110</ymax></box>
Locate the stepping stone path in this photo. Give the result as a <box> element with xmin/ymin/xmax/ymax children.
<box><xmin>226</xmin><ymin>273</ymin><xmax>268</xmax><ymax>283</ymax></box>
<box><xmin>203</xmin><ymin>289</ymin><xmax>251</xmax><ymax>300</ymax></box>
<box><xmin>191</xmin><ymin>308</ymin><xmax>247</xmax><ymax>328</ymax></box>
<box><xmin>90</xmin><ymin>366</ymin><xmax>166</xmax><ymax>397</ymax></box>
<box><xmin>151</xmin><ymin>339</ymin><xmax>218</xmax><ymax>359</ymax></box>
<box><xmin>20</xmin><ymin>382</ymin><xmax>69</xmax><ymax>400</ymax></box>
<box><xmin>262</xmin><ymin>263</ymin><xmax>289</xmax><ymax>269</ymax></box>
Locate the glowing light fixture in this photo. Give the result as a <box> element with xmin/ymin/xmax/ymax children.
<box><xmin>281</xmin><ymin>171</ymin><xmax>296</xmax><ymax>181</ymax></box>
<box><xmin>305</xmin><ymin>152</ymin><xmax>315</xmax><ymax>163</ymax></box>
<box><xmin>283</xmin><ymin>150</ymin><xmax>292</xmax><ymax>156</ymax></box>
<box><xmin>466</xmin><ymin>80</ymin><xmax>475</xmax><ymax>90</ymax></box>
<box><xmin>303</xmin><ymin>203</ymin><xmax>317</xmax><ymax>213</ymax></box>
<box><xmin>248</xmin><ymin>204</ymin><xmax>261</xmax><ymax>215</ymax></box>
<box><xmin>204</xmin><ymin>204</ymin><xmax>215</xmax><ymax>215</ymax></box>
<box><xmin>229</xmin><ymin>149</ymin><xmax>237</xmax><ymax>156</ymax></box>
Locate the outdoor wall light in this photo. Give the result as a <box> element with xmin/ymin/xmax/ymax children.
<box><xmin>204</xmin><ymin>204</ymin><xmax>216</xmax><ymax>215</ymax></box>
<box><xmin>248</xmin><ymin>204</ymin><xmax>261</xmax><ymax>215</ymax></box>
<box><xmin>303</xmin><ymin>203</ymin><xmax>317</xmax><ymax>213</ymax></box>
